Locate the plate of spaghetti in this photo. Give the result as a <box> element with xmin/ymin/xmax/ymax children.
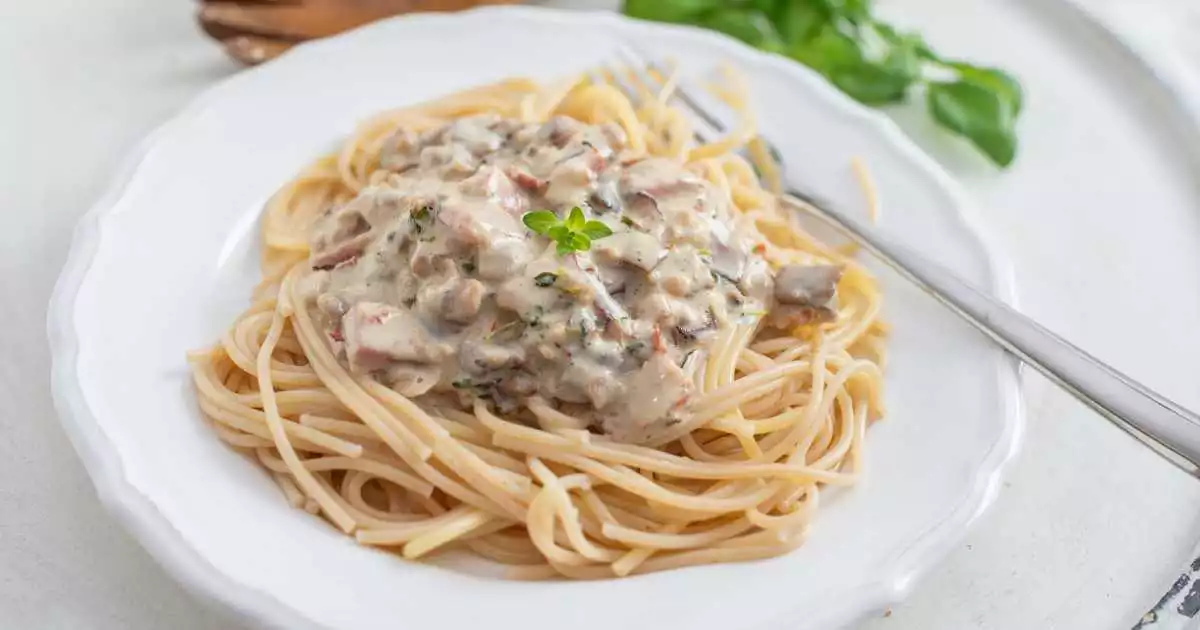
<box><xmin>48</xmin><ymin>6</ymin><xmax>1022</xmax><ymax>630</ymax></box>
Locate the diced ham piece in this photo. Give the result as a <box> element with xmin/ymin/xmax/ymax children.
<box><xmin>409</xmin><ymin>237</ymin><xmax>452</xmax><ymax>277</ymax></box>
<box><xmin>581</xmin><ymin>146</ymin><xmax>609</xmax><ymax>173</ymax></box>
<box><xmin>461</xmin><ymin>338</ymin><xmax>525</xmax><ymax>372</ymax></box>
<box><xmin>310</xmin><ymin>208</ymin><xmax>372</xmax><ymax>270</ymax></box>
<box><xmin>310</xmin><ymin>236</ymin><xmax>367</xmax><ymax>270</ymax></box>
<box><xmin>561</xmin><ymin>361</ymin><xmax>624</xmax><ymax>409</ymax></box>
<box><xmin>538</xmin><ymin>116</ymin><xmax>586</xmax><ymax>148</ymax></box>
<box><xmin>436</xmin><ymin>198</ymin><xmax>523</xmax><ymax>250</ymax></box>
<box><xmin>652</xmin><ymin>249</ymin><xmax>714</xmax><ymax>297</ymax></box>
<box><xmin>419</xmin><ymin>144</ymin><xmax>476</xmax><ymax>176</ymax></box>
<box><xmin>498</xmin><ymin>373</ymin><xmax>537</xmax><ymax>397</ymax></box>
<box><xmin>544</xmin><ymin>153</ymin><xmax>599</xmax><ymax>207</ymax></box>
<box><xmin>477</xmin><ymin>237</ymin><xmax>530</xmax><ymax>281</ymax></box>
<box><xmin>602</xmin><ymin>354</ymin><xmax>693</xmax><ymax>444</ymax></box>
<box><xmin>378</xmin><ymin>128</ymin><xmax>419</xmax><ymax>171</ymax></box>
<box><xmin>341</xmin><ymin>302</ymin><xmax>449</xmax><ymax>373</ymax></box>
<box><xmin>444</xmin><ymin>115</ymin><xmax>504</xmax><ymax>155</ymax></box>
<box><xmin>496</xmin><ymin>266</ymin><xmax>561</xmax><ymax>319</ymax></box>
<box><xmin>461</xmin><ymin>166</ymin><xmax>528</xmax><ymax>215</ymax></box>
<box><xmin>442</xmin><ymin>279</ymin><xmax>487</xmax><ymax>324</ymax></box>
<box><xmin>315</xmin><ymin>294</ymin><xmax>347</xmax><ymax>318</ymax></box>
<box><xmin>505</xmin><ymin>166</ymin><xmax>545</xmax><ymax>193</ymax></box>
<box><xmin>594</xmin><ymin>231</ymin><xmax>664</xmax><ymax>272</ymax></box>
<box><xmin>620</xmin><ymin>158</ymin><xmax>704</xmax><ymax>198</ymax></box>
<box><xmin>597</xmin><ymin>122</ymin><xmax>628</xmax><ymax>153</ymax></box>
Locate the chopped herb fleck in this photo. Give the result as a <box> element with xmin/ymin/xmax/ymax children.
<box><xmin>452</xmin><ymin>378</ymin><xmax>473</xmax><ymax>390</ymax></box>
<box><xmin>679</xmin><ymin>349</ymin><xmax>698</xmax><ymax>368</ymax></box>
<box><xmin>525</xmin><ymin>305</ymin><xmax>546</xmax><ymax>328</ymax></box>
<box><xmin>534</xmin><ymin>272</ymin><xmax>558</xmax><ymax>287</ymax></box>
<box><xmin>578</xmin><ymin>317</ymin><xmax>595</xmax><ymax>341</ymax></box>
<box><xmin>410</xmin><ymin>203</ymin><xmax>435</xmax><ymax>234</ymax></box>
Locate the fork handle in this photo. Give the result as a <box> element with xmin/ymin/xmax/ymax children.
<box><xmin>783</xmin><ymin>195</ymin><xmax>1200</xmax><ymax>472</ymax></box>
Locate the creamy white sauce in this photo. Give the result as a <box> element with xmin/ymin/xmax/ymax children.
<box><xmin>300</xmin><ymin>114</ymin><xmax>841</xmax><ymax>444</ymax></box>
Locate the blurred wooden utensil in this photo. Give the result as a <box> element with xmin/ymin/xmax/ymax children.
<box><xmin>198</xmin><ymin>0</ymin><xmax>523</xmax><ymax>65</ymax></box>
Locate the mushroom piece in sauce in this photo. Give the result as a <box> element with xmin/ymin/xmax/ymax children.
<box><xmin>770</xmin><ymin>264</ymin><xmax>844</xmax><ymax>327</ymax></box>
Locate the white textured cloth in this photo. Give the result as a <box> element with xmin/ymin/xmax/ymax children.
<box><xmin>2</xmin><ymin>1</ymin><xmax>1198</xmax><ymax>629</ymax></box>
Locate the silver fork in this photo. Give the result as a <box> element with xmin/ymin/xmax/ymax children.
<box><xmin>591</xmin><ymin>49</ymin><xmax>1200</xmax><ymax>475</ymax></box>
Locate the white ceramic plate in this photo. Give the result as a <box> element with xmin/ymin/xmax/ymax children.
<box><xmin>47</xmin><ymin>7</ymin><xmax>1022</xmax><ymax>630</ymax></box>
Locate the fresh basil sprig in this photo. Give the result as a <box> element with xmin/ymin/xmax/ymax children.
<box><xmin>622</xmin><ymin>0</ymin><xmax>1023</xmax><ymax>167</ymax></box>
<box><xmin>523</xmin><ymin>206</ymin><xmax>614</xmax><ymax>255</ymax></box>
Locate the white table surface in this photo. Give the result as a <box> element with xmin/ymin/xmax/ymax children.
<box><xmin>4</xmin><ymin>0</ymin><xmax>1200</xmax><ymax>628</ymax></box>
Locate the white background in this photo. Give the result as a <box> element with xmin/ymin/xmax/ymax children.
<box><xmin>4</xmin><ymin>0</ymin><xmax>1200</xmax><ymax>628</ymax></box>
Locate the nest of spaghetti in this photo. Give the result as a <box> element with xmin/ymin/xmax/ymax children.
<box><xmin>188</xmin><ymin>71</ymin><xmax>887</xmax><ymax>579</ymax></box>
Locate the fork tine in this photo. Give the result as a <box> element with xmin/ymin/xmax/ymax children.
<box><xmin>629</xmin><ymin>46</ymin><xmax>794</xmax><ymax>175</ymax></box>
<box><xmin>609</xmin><ymin>47</ymin><xmax>721</xmax><ymax>144</ymax></box>
<box><xmin>611</xmin><ymin>46</ymin><xmax>820</xmax><ymax>213</ymax></box>
<box><xmin>619</xmin><ymin>44</ymin><xmax>731</xmax><ymax>136</ymax></box>
<box><xmin>612</xmin><ymin>47</ymin><xmax>663</xmax><ymax>101</ymax></box>
<box><xmin>585</xmin><ymin>67</ymin><xmax>609</xmax><ymax>90</ymax></box>
<box><xmin>595</xmin><ymin>62</ymin><xmax>645</xmax><ymax>108</ymax></box>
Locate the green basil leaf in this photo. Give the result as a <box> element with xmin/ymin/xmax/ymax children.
<box><xmin>581</xmin><ymin>220</ymin><xmax>614</xmax><ymax>240</ymax></box>
<box><xmin>556</xmin><ymin>232</ymin><xmax>591</xmax><ymax>255</ymax></box>
<box><xmin>927</xmin><ymin>80</ymin><xmax>1018</xmax><ymax>167</ymax></box>
<box><xmin>522</xmin><ymin>211</ymin><xmax>559</xmax><ymax>235</ymax></box>
<box><xmin>569</xmin><ymin>232</ymin><xmax>592</xmax><ymax>252</ymax></box>
<box><xmin>883</xmin><ymin>37</ymin><xmax>922</xmax><ymax>82</ymax></box>
<box><xmin>948</xmin><ymin>63</ymin><xmax>1023</xmax><ymax>115</ymax></box>
<box><xmin>830</xmin><ymin>62</ymin><xmax>913</xmax><ymax>105</ymax></box>
<box><xmin>747</xmin><ymin>0</ymin><xmax>783</xmax><ymax>14</ymax></box>
<box><xmin>565</xmin><ymin>206</ymin><xmax>586</xmax><ymax>232</ymax></box>
<box><xmin>621</xmin><ymin>0</ymin><xmax>720</xmax><ymax>24</ymax></box>
<box><xmin>872</xmin><ymin>22</ymin><xmax>938</xmax><ymax>63</ymax></box>
<box><xmin>774</xmin><ymin>1</ymin><xmax>830</xmax><ymax>44</ymax></box>
<box><xmin>547</xmin><ymin>225</ymin><xmax>570</xmax><ymax>242</ymax></box>
<box><xmin>826</xmin><ymin>0</ymin><xmax>871</xmax><ymax>24</ymax></box>
<box><xmin>700</xmin><ymin>9</ymin><xmax>784</xmax><ymax>50</ymax></box>
<box><xmin>789</xmin><ymin>24</ymin><xmax>862</xmax><ymax>75</ymax></box>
